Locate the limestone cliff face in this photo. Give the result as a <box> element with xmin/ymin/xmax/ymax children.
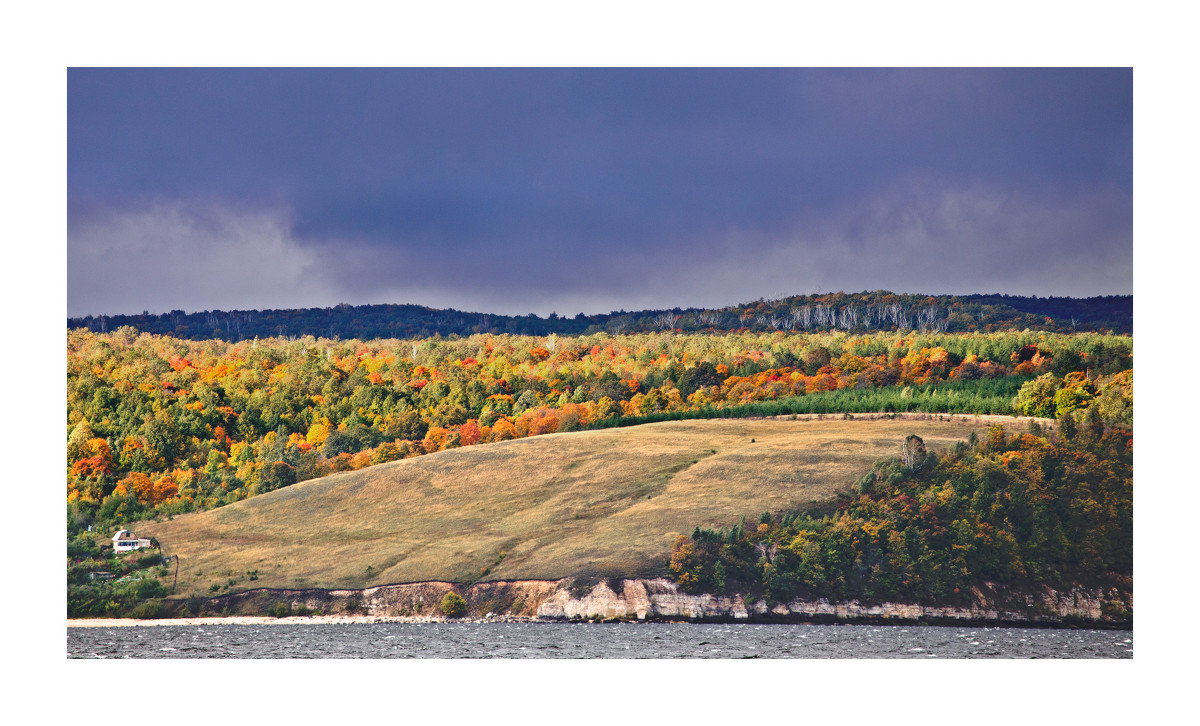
<box><xmin>206</xmin><ymin>577</ymin><xmax>1130</xmax><ymax>627</ymax></box>
<box><xmin>536</xmin><ymin>579</ymin><xmax>751</xmax><ymax>620</ymax></box>
<box><xmin>334</xmin><ymin>579</ymin><xmax>562</xmax><ymax>618</ymax></box>
<box><xmin>542</xmin><ymin>578</ymin><xmax>753</xmax><ymax>619</ymax></box>
<box><xmin>533</xmin><ymin>578</ymin><xmax>1132</xmax><ymax>626</ymax></box>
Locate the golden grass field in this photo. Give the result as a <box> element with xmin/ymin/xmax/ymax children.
<box><xmin>141</xmin><ymin>415</ymin><xmax>1030</xmax><ymax>595</ymax></box>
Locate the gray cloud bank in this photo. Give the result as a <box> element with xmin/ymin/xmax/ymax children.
<box><xmin>69</xmin><ymin>178</ymin><xmax>1130</xmax><ymax>318</ymax></box>
<box><xmin>68</xmin><ymin>68</ymin><xmax>1132</xmax><ymax>317</ymax></box>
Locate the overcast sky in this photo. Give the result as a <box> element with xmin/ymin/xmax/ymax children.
<box><xmin>67</xmin><ymin>67</ymin><xmax>1132</xmax><ymax>318</ymax></box>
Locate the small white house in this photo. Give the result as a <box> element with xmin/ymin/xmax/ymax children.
<box><xmin>112</xmin><ymin>529</ymin><xmax>153</xmax><ymax>553</ymax></box>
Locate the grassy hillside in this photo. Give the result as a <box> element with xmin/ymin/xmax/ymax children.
<box><xmin>141</xmin><ymin>415</ymin><xmax>1033</xmax><ymax>595</ymax></box>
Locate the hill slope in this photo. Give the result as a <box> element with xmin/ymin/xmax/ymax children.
<box><xmin>141</xmin><ymin>416</ymin><xmax>1031</xmax><ymax>595</ymax></box>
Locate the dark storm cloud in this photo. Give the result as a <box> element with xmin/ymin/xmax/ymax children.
<box><xmin>68</xmin><ymin>68</ymin><xmax>1132</xmax><ymax>317</ymax></box>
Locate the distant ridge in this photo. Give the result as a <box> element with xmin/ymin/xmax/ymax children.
<box><xmin>67</xmin><ymin>290</ymin><xmax>1132</xmax><ymax>341</ymax></box>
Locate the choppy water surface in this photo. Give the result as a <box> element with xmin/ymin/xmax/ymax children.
<box><xmin>67</xmin><ymin>622</ymin><xmax>1133</xmax><ymax>658</ymax></box>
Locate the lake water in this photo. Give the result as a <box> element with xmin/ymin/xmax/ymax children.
<box><xmin>67</xmin><ymin>622</ymin><xmax>1133</xmax><ymax>658</ymax></box>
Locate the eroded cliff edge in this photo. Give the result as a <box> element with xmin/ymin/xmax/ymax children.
<box><xmin>192</xmin><ymin>577</ymin><xmax>1131</xmax><ymax>628</ymax></box>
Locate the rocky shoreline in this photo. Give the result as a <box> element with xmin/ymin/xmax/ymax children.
<box><xmin>68</xmin><ymin>576</ymin><xmax>1131</xmax><ymax>629</ymax></box>
<box><xmin>66</xmin><ymin>614</ymin><xmax>539</xmax><ymax>628</ymax></box>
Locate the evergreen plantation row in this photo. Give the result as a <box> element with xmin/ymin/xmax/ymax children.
<box><xmin>66</xmin><ymin>326</ymin><xmax>1132</xmax><ymax>536</ymax></box>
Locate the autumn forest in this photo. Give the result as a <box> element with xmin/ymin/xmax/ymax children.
<box><xmin>66</xmin><ymin>292</ymin><xmax>1133</xmax><ymax>615</ymax></box>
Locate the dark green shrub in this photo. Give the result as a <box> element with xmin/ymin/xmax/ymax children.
<box><xmin>440</xmin><ymin>591</ymin><xmax>467</xmax><ymax>618</ymax></box>
<box><xmin>853</xmin><ymin>471</ymin><xmax>876</xmax><ymax>495</ymax></box>
<box><xmin>130</xmin><ymin>600</ymin><xmax>166</xmax><ymax>619</ymax></box>
<box><xmin>67</xmin><ymin>534</ymin><xmax>100</xmax><ymax>559</ymax></box>
<box><xmin>131</xmin><ymin>578</ymin><xmax>168</xmax><ymax>600</ymax></box>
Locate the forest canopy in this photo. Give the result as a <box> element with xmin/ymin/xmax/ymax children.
<box><xmin>67</xmin><ymin>324</ymin><xmax>1131</xmax><ymax>539</ymax></box>
<box><xmin>668</xmin><ymin>417</ymin><xmax>1132</xmax><ymax>607</ymax></box>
